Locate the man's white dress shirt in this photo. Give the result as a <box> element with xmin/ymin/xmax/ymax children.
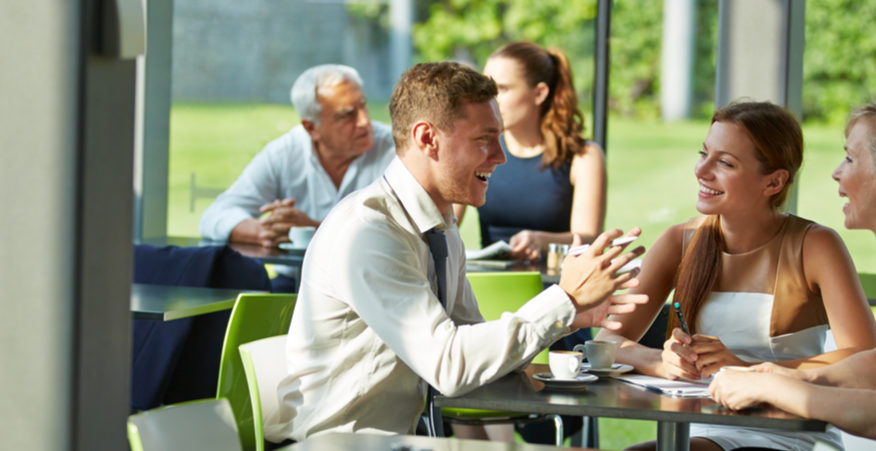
<box><xmin>267</xmin><ymin>157</ymin><xmax>577</xmax><ymax>441</ymax></box>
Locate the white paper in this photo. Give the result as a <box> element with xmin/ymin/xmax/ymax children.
<box><xmin>465</xmin><ymin>240</ymin><xmax>512</xmax><ymax>260</ymax></box>
<box><xmin>614</xmin><ymin>374</ymin><xmax>711</xmax><ymax>398</ymax></box>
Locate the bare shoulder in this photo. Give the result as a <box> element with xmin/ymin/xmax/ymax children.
<box><xmin>570</xmin><ymin>141</ymin><xmax>606</xmax><ymax>180</ymax></box>
<box><xmin>802</xmin><ymin>222</ymin><xmax>848</xmax><ymax>257</ymax></box>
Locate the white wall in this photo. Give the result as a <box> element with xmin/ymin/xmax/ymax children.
<box><xmin>0</xmin><ymin>2</ymin><xmax>80</xmax><ymax>449</ymax></box>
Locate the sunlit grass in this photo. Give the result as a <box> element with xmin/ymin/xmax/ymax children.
<box><xmin>168</xmin><ymin>101</ymin><xmax>875</xmax><ymax>274</ymax></box>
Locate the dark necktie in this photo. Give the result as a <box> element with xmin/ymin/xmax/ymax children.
<box><xmin>423</xmin><ymin>227</ymin><xmax>447</xmax><ymax>436</ymax></box>
<box><xmin>424</xmin><ymin>228</ymin><xmax>448</xmax><ymax>307</ymax></box>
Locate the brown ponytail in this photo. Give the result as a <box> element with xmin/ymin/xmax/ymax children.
<box><xmin>490</xmin><ymin>41</ymin><xmax>589</xmax><ymax>168</ymax></box>
<box><xmin>669</xmin><ymin>215</ymin><xmax>724</xmax><ymax>335</ymax></box>
<box><xmin>668</xmin><ymin>101</ymin><xmax>803</xmax><ymax>335</ymax></box>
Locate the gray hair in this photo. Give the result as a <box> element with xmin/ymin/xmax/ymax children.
<box><xmin>290</xmin><ymin>64</ymin><xmax>364</xmax><ymax>125</ymax></box>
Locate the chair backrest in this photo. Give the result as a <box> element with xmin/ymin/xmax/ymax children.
<box><xmin>216</xmin><ymin>293</ymin><xmax>296</xmax><ymax>451</ymax></box>
<box><xmin>466</xmin><ymin>271</ymin><xmax>549</xmax><ymax>364</ymax></box>
<box><xmin>239</xmin><ymin>335</ymin><xmax>288</xmax><ymax>451</ymax></box>
<box><xmin>127</xmin><ymin>398</ymin><xmax>242</xmax><ymax>451</ymax></box>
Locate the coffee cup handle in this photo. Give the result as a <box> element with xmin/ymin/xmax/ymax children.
<box><xmin>573</xmin><ymin>344</ymin><xmax>586</xmax><ymax>356</ymax></box>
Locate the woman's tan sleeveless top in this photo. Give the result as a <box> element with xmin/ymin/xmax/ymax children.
<box><xmin>682</xmin><ymin>214</ymin><xmax>827</xmax><ymax>337</ymax></box>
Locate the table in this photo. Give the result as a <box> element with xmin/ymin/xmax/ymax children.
<box><xmin>139</xmin><ymin>235</ymin><xmax>305</xmax><ymax>266</ymax></box>
<box><xmin>434</xmin><ymin>364</ymin><xmax>827</xmax><ymax>451</ymax></box>
<box><xmin>130</xmin><ymin>283</ymin><xmax>263</xmax><ymax>321</ymax></box>
<box><xmin>278</xmin><ymin>432</ymin><xmax>598</xmax><ymax>451</ymax></box>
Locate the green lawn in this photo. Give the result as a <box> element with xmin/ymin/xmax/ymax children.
<box><xmin>169</xmin><ymin>101</ymin><xmax>876</xmax><ymax>274</ymax></box>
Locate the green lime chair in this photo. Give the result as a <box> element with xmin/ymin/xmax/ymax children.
<box><xmin>216</xmin><ymin>293</ymin><xmax>296</xmax><ymax>451</ymax></box>
<box><xmin>127</xmin><ymin>398</ymin><xmax>242</xmax><ymax>451</ymax></box>
<box><xmin>239</xmin><ymin>335</ymin><xmax>289</xmax><ymax>451</ymax></box>
<box><xmin>440</xmin><ymin>271</ymin><xmax>562</xmax><ymax>445</ymax></box>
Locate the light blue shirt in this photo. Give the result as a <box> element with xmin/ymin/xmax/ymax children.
<box><xmin>199</xmin><ymin>121</ymin><xmax>395</xmax><ymax>241</ymax></box>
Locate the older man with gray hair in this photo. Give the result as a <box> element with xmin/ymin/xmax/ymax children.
<box><xmin>200</xmin><ymin>64</ymin><xmax>395</xmax><ymax>292</ymax></box>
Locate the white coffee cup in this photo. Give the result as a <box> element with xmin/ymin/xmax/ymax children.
<box><xmin>287</xmin><ymin>226</ymin><xmax>316</xmax><ymax>248</ymax></box>
<box><xmin>575</xmin><ymin>340</ymin><xmax>618</xmax><ymax>370</ymax></box>
<box><xmin>548</xmin><ymin>350</ymin><xmax>583</xmax><ymax>380</ymax></box>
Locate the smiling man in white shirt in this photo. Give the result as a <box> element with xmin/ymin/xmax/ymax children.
<box><xmin>268</xmin><ymin>62</ymin><xmax>647</xmax><ymax>442</ymax></box>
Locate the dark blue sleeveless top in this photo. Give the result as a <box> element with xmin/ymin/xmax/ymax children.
<box><xmin>477</xmin><ymin>136</ymin><xmax>573</xmax><ymax>248</ymax></box>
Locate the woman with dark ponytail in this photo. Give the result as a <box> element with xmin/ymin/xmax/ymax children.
<box><xmin>452</xmin><ymin>41</ymin><xmax>606</xmax><ymax>444</ymax></box>
<box><xmin>597</xmin><ymin>101</ymin><xmax>876</xmax><ymax>450</ymax></box>
<box><xmin>455</xmin><ymin>41</ymin><xmax>606</xmax><ymax>261</ymax></box>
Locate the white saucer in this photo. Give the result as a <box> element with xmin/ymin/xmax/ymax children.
<box><xmin>580</xmin><ymin>362</ymin><xmax>634</xmax><ymax>377</ymax></box>
<box><xmin>533</xmin><ymin>372</ymin><xmax>598</xmax><ymax>391</ymax></box>
<box><xmin>278</xmin><ymin>242</ymin><xmax>308</xmax><ymax>251</ymax></box>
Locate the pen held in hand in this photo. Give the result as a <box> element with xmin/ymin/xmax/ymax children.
<box><xmin>568</xmin><ymin>235</ymin><xmax>639</xmax><ymax>256</ymax></box>
<box><xmin>673</xmin><ymin>302</ymin><xmax>691</xmax><ymax>335</ymax></box>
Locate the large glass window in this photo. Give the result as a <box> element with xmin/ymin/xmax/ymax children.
<box><xmin>162</xmin><ymin>0</ymin><xmax>875</xmax><ymax>275</ymax></box>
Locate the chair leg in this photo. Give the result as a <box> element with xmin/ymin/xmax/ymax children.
<box><xmin>426</xmin><ymin>397</ymin><xmax>445</xmax><ymax>437</ymax></box>
<box><xmin>552</xmin><ymin>414</ymin><xmax>564</xmax><ymax>447</ymax></box>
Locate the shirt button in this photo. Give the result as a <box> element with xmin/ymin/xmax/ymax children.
<box><xmin>554</xmin><ymin>320</ymin><xmax>564</xmax><ymax>329</ymax></box>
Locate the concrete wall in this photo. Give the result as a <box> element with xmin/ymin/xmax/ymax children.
<box><xmin>171</xmin><ymin>0</ymin><xmax>394</xmax><ymax>103</ymax></box>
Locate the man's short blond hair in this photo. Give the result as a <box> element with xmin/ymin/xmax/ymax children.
<box><xmin>389</xmin><ymin>62</ymin><xmax>498</xmax><ymax>153</ymax></box>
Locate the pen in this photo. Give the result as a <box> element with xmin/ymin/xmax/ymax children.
<box><xmin>568</xmin><ymin>235</ymin><xmax>638</xmax><ymax>256</ymax></box>
<box><xmin>673</xmin><ymin>302</ymin><xmax>691</xmax><ymax>335</ymax></box>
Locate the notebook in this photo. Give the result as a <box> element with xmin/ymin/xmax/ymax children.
<box><xmin>614</xmin><ymin>374</ymin><xmax>711</xmax><ymax>398</ymax></box>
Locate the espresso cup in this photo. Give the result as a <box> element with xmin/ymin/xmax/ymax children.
<box><xmin>287</xmin><ymin>226</ymin><xmax>316</xmax><ymax>248</ymax></box>
<box><xmin>548</xmin><ymin>350</ymin><xmax>583</xmax><ymax>380</ymax></box>
<box><xmin>575</xmin><ymin>340</ymin><xmax>618</xmax><ymax>369</ymax></box>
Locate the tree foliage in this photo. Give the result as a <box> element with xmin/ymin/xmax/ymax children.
<box><xmin>350</xmin><ymin>0</ymin><xmax>874</xmax><ymax>122</ymax></box>
<box><xmin>803</xmin><ymin>0</ymin><xmax>876</xmax><ymax>123</ymax></box>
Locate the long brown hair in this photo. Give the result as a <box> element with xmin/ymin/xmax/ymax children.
<box><xmin>669</xmin><ymin>101</ymin><xmax>803</xmax><ymax>334</ymax></box>
<box><xmin>490</xmin><ymin>41</ymin><xmax>588</xmax><ymax>168</ymax></box>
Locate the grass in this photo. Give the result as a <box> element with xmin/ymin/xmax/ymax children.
<box><xmin>166</xmin><ymin>101</ymin><xmax>875</xmax><ymax>448</ymax></box>
<box><xmin>169</xmin><ymin>101</ymin><xmax>876</xmax><ymax>273</ymax></box>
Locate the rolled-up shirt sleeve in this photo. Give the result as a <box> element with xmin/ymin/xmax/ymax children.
<box><xmin>199</xmin><ymin>146</ymin><xmax>283</xmax><ymax>240</ymax></box>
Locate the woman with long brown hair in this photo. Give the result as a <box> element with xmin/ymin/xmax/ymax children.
<box><xmin>455</xmin><ymin>41</ymin><xmax>606</xmax><ymax>261</ymax></box>
<box><xmin>597</xmin><ymin>101</ymin><xmax>876</xmax><ymax>450</ymax></box>
<box><xmin>710</xmin><ymin>104</ymin><xmax>876</xmax><ymax>442</ymax></box>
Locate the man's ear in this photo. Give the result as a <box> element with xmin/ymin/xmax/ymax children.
<box><xmin>763</xmin><ymin>169</ymin><xmax>789</xmax><ymax>197</ymax></box>
<box><xmin>412</xmin><ymin>121</ymin><xmax>439</xmax><ymax>158</ymax></box>
<box><xmin>302</xmin><ymin>119</ymin><xmax>318</xmax><ymax>139</ymax></box>
<box><xmin>534</xmin><ymin>82</ymin><xmax>550</xmax><ymax>106</ymax></box>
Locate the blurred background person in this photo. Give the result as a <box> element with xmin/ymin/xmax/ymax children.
<box><xmin>456</xmin><ymin>41</ymin><xmax>606</xmax><ymax>261</ymax></box>
<box><xmin>199</xmin><ymin>64</ymin><xmax>395</xmax><ymax>292</ymax></box>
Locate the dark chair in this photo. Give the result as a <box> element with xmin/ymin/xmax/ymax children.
<box><xmin>131</xmin><ymin>244</ymin><xmax>271</xmax><ymax>411</ymax></box>
<box><xmin>638</xmin><ymin>303</ymin><xmax>671</xmax><ymax>349</ymax></box>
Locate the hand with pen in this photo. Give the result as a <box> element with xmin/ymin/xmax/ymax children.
<box><xmin>660</xmin><ymin>312</ymin><xmax>750</xmax><ymax>379</ymax></box>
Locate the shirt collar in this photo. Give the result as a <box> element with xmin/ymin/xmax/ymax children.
<box><xmin>383</xmin><ymin>157</ymin><xmax>452</xmax><ymax>235</ymax></box>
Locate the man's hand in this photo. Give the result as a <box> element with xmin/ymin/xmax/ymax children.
<box><xmin>251</xmin><ymin>198</ymin><xmax>319</xmax><ymax>248</ymax></box>
<box><xmin>560</xmin><ymin>228</ymin><xmax>647</xmax><ymax>328</ymax></box>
